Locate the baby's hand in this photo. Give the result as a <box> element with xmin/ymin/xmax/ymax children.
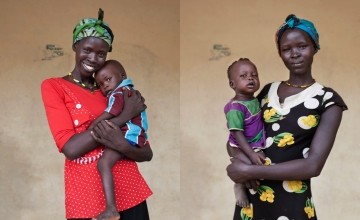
<box><xmin>249</xmin><ymin>152</ymin><xmax>265</xmax><ymax>165</ymax></box>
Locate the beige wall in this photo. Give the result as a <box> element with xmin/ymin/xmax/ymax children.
<box><xmin>0</xmin><ymin>1</ymin><xmax>179</xmax><ymax>219</ymax></box>
<box><xmin>181</xmin><ymin>0</ymin><xmax>359</xmax><ymax>219</ymax></box>
<box><xmin>1</xmin><ymin>0</ymin><xmax>359</xmax><ymax>220</ymax></box>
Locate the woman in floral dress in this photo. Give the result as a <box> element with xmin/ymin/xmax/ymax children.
<box><xmin>227</xmin><ymin>14</ymin><xmax>347</xmax><ymax>220</ymax></box>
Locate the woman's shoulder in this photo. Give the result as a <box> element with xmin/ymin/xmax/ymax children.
<box><xmin>315</xmin><ymin>83</ymin><xmax>348</xmax><ymax>111</ymax></box>
<box><xmin>41</xmin><ymin>77</ymin><xmax>77</xmax><ymax>92</ymax></box>
<box><xmin>42</xmin><ymin>76</ymin><xmax>66</xmax><ymax>84</ymax></box>
<box><xmin>41</xmin><ymin>77</ymin><xmax>70</xmax><ymax>98</ymax></box>
<box><xmin>257</xmin><ymin>81</ymin><xmax>281</xmax><ymax>97</ymax></box>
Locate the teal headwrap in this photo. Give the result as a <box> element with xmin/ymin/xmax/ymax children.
<box><xmin>276</xmin><ymin>14</ymin><xmax>320</xmax><ymax>54</ymax></box>
<box><xmin>73</xmin><ymin>8</ymin><xmax>114</xmax><ymax>52</ymax></box>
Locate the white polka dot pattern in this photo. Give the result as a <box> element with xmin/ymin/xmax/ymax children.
<box><xmin>55</xmin><ymin>79</ymin><xmax>152</xmax><ymax>218</ymax></box>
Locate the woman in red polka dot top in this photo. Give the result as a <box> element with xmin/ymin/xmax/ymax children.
<box><xmin>41</xmin><ymin>9</ymin><xmax>153</xmax><ymax>220</ymax></box>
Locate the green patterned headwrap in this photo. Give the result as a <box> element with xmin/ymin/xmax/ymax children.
<box><xmin>73</xmin><ymin>8</ymin><xmax>114</xmax><ymax>52</ymax></box>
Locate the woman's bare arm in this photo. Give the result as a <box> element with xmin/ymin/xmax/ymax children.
<box><xmin>62</xmin><ymin>89</ymin><xmax>146</xmax><ymax>160</ymax></box>
<box><xmin>227</xmin><ymin>105</ymin><xmax>343</xmax><ymax>183</ymax></box>
<box><xmin>91</xmin><ymin>120</ymin><xmax>153</xmax><ymax>162</ymax></box>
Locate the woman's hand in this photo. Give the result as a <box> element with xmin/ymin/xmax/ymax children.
<box><xmin>227</xmin><ymin>143</ymin><xmax>259</xmax><ymax>190</ymax></box>
<box><xmin>122</xmin><ymin>88</ymin><xmax>146</xmax><ymax>118</ymax></box>
<box><xmin>110</xmin><ymin>89</ymin><xmax>147</xmax><ymax>127</ymax></box>
<box><xmin>227</xmin><ymin>157</ymin><xmax>258</xmax><ymax>190</ymax></box>
<box><xmin>91</xmin><ymin>120</ymin><xmax>129</xmax><ymax>153</ymax></box>
<box><xmin>91</xmin><ymin>120</ymin><xmax>153</xmax><ymax>162</ymax></box>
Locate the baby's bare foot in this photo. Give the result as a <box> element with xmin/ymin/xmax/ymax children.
<box><xmin>234</xmin><ymin>183</ymin><xmax>249</xmax><ymax>207</ymax></box>
<box><xmin>93</xmin><ymin>206</ymin><xmax>120</xmax><ymax>220</ymax></box>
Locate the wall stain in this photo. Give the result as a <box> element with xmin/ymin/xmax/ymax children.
<box><xmin>209</xmin><ymin>44</ymin><xmax>231</xmax><ymax>61</ymax></box>
<box><xmin>42</xmin><ymin>44</ymin><xmax>64</xmax><ymax>61</ymax></box>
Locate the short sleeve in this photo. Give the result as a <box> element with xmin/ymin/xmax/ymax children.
<box><xmin>257</xmin><ymin>83</ymin><xmax>272</xmax><ymax>104</ymax></box>
<box><xmin>41</xmin><ymin>79</ymin><xmax>76</xmax><ymax>152</ymax></box>
<box><xmin>320</xmin><ymin>87</ymin><xmax>348</xmax><ymax>113</ymax></box>
<box><xmin>225</xmin><ymin>102</ymin><xmax>246</xmax><ymax>130</ymax></box>
<box><xmin>105</xmin><ymin>92</ymin><xmax>124</xmax><ymax>116</ymax></box>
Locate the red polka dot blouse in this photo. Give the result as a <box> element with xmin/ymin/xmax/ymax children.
<box><xmin>41</xmin><ymin>78</ymin><xmax>152</xmax><ymax>218</ymax></box>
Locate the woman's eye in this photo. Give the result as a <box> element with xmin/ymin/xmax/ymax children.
<box><xmin>106</xmin><ymin>77</ymin><xmax>111</xmax><ymax>82</ymax></box>
<box><xmin>98</xmin><ymin>53</ymin><xmax>106</xmax><ymax>58</ymax></box>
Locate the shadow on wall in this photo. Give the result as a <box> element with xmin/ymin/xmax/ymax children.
<box><xmin>0</xmin><ymin>132</ymin><xmax>36</xmax><ymax>218</ymax></box>
<box><xmin>181</xmin><ymin>133</ymin><xmax>233</xmax><ymax>219</ymax></box>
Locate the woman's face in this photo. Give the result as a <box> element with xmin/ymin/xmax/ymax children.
<box><xmin>73</xmin><ymin>37</ymin><xmax>110</xmax><ymax>78</ymax></box>
<box><xmin>279</xmin><ymin>29</ymin><xmax>315</xmax><ymax>75</ymax></box>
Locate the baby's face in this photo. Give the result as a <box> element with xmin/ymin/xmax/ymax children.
<box><xmin>229</xmin><ymin>61</ymin><xmax>260</xmax><ymax>95</ymax></box>
<box><xmin>95</xmin><ymin>65</ymin><xmax>124</xmax><ymax>96</ymax></box>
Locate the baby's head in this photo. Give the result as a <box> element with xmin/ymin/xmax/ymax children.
<box><xmin>95</xmin><ymin>60</ymin><xmax>127</xmax><ymax>96</ymax></box>
<box><xmin>227</xmin><ymin>58</ymin><xmax>260</xmax><ymax>95</ymax></box>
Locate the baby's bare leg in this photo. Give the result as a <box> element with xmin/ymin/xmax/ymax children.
<box><xmin>227</xmin><ymin>143</ymin><xmax>251</xmax><ymax>207</ymax></box>
<box><xmin>234</xmin><ymin>183</ymin><xmax>250</xmax><ymax>207</ymax></box>
<box><xmin>96</xmin><ymin>149</ymin><xmax>124</xmax><ymax>220</ymax></box>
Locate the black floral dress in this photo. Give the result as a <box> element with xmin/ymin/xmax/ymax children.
<box><xmin>234</xmin><ymin>82</ymin><xmax>347</xmax><ymax>220</ymax></box>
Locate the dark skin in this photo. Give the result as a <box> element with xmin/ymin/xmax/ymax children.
<box><xmin>62</xmin><ymin>36</ymin><xmax>152</xmax><ymax>162</ymax></box>
<box><xmin>88</xmin><ymin>60</ymin><xmax>128</xmax><ymax>131</ymax></box>
<box><xmin>228</xmin><ymin>61</ymin><xmax>265</xmax><ymax>165</ymax></box>
<box><xmin>227</xmin><ymin>60</ymin><xmax>265</xmax><ymax>207</ymax></box>
<box><xmin>227</xmin><ymin>29</ymin><xmax>343</xmax><ymax>186</ymax></box>
<box><xmin>87</xmin><ymin>60</ymin><xmax>147</xmax><ymax>220</ymax></box>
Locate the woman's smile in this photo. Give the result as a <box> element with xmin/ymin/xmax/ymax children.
<box><xmin>82</xmin><ymin>62</ymin><xmax>96</xmax><ymax>72</ymax></box>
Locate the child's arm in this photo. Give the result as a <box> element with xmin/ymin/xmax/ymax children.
<box><xmin>109</xmin><ymin>88</ymin><xmax>145</xmax><ymax>127</ymax></box>
<box><xmin>88</xmin><ymin>112</ymin><xmax>114</xmax><ymax>131</ymax></box>
<box><xmin>232</xmin><ymin>130</ymin><xmax>265</xmax><ymax>165</ymax></box>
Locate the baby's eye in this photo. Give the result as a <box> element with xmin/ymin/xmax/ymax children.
<box><xmin>106</xmin><ymin>77</ymin><xmax>111</xmax><ymax>82</ymax></box>
<box><xmin>240</xmin><ymin>74</ymin><xmax>246</xmax><ymax>78</ymax></box>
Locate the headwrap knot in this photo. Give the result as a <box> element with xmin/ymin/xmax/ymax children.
<box><xmin>276</xmin><ymin>14</ymin><xmax>320</xmax><ymax>55</ymax></box>
<box><xmin>72</xmin><ymin>8</ymin><xmax>114</xmax><ymax>52</ymax></box>
<box><xmin>286</xmin><ymin>19</ymin><xmax>295</xmax><ymax>28</ymax></box>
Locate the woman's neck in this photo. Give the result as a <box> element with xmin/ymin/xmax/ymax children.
<box><xmin>287</xmin><ymin>74</ymin><xmax>314</xmax><ymax>86</ymax></box>
<box><xmin>68</xmin><ymin>71</ymin><xmax>97</xmax><ymax>92</ymax></box>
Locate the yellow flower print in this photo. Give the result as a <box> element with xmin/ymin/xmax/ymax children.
<box><xmin>298</xmin><ymin>115</ymin><xmax>319</xmax><ymax>129</ymax></box>
<box><xmin>240</xmin><ymin>205</ymin><xmax>253</xmax><ymax>220</ymax></box>
<box><xmin>263</xmin><ymin>157</ymin><xmax>271</xmax><ymax>166</ymax></box>
<box><xmin>257</xmin><ymin>186</ymin><xmax>275</xmax><ymax>203</ymax></box>
<box><xmin>273</xmin><ymin>133</ymin><xmax>295</xmax><ymax>147</ymax></box>
<box><xmin>288</xmin><ymin>181</ymin><xmax>302</xmax><ymax>191</ymax></box>
<box><xmin>301</xmin><ymin>115</ymin><xmax>319</xmax><ymax>127</ymax></box>
<box><xmin>283</xmin><ymin>180</ymin><xmax>308</xmax><ymax>193</ymax></box>
<box><xmin>263</xmin><ymin>108</ymin><xmax>276</xmax><ymax>121</ymax></box>
<box><xmin>263</xmin><ymin>108</ymin><xmax>284</xmax><ymax>123</ymax></box>
<box><xmin>304</xmin><ymin>198</ymin><xmax>316</xmax><ymax>219</ymax></box>
<box><xmin>304</xmin><ymin>206</ymin><xmax>315</xmax><ymax>219</ymax></box>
